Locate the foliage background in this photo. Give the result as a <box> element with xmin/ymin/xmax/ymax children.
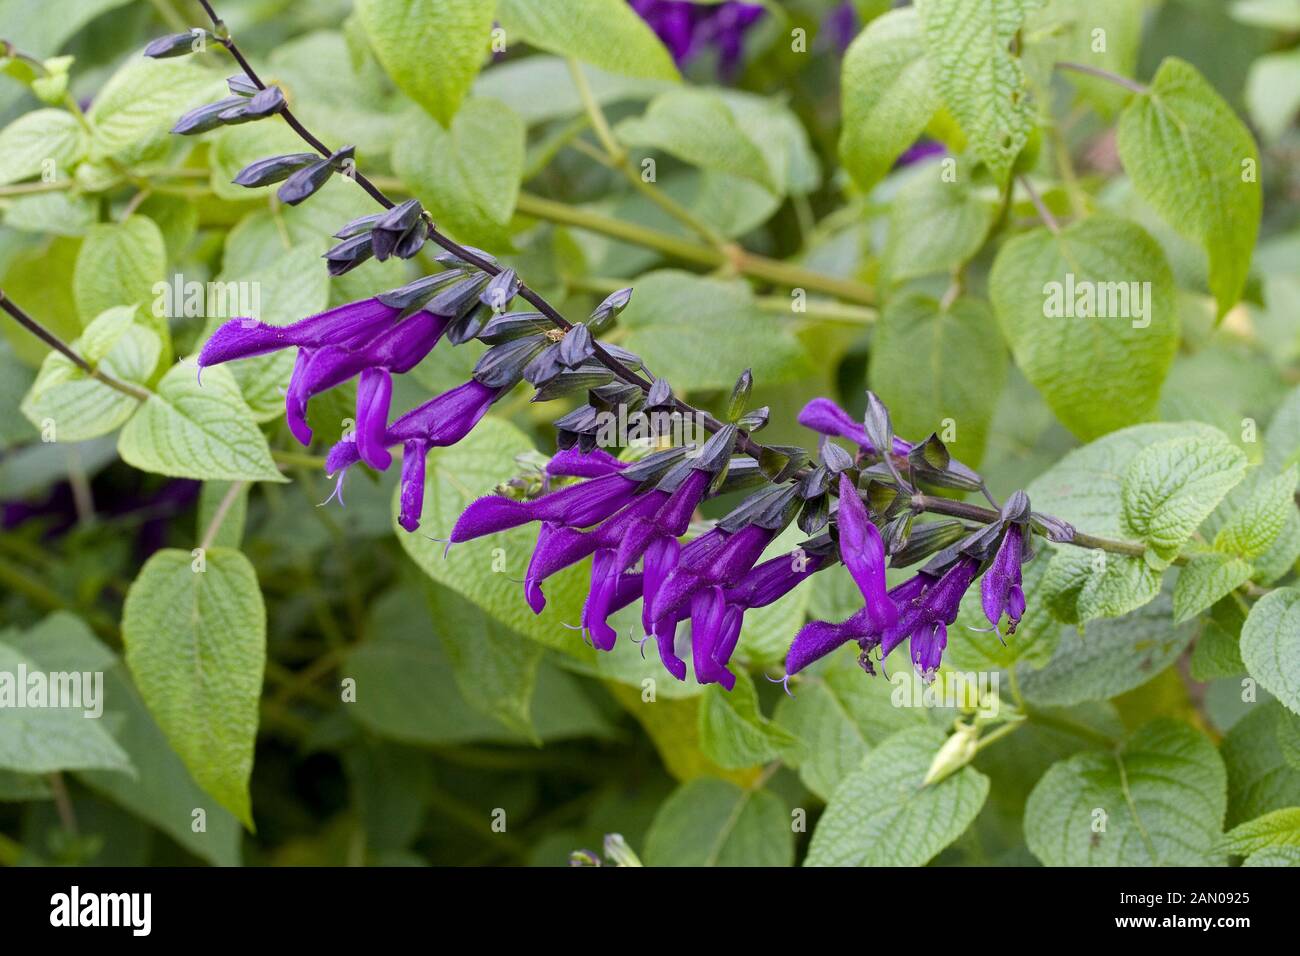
<box><xmin>0</xmin><ymin>0</ymin><xmax>1298</xmax><ymax>867</ymax></box>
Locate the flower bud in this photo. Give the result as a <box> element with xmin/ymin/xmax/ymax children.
<box><xmin>922</xmin><ymin>721</ymin><xmax>979</xmax><ymax>786</ymax></box>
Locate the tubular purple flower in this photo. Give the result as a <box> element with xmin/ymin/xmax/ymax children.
<box><xmin>784</xmin><ymin>573</ymin><xmax>933</xmax><ymax>677</ymax></box>
<box><xmin>880</xmin><ymin>556</ymin><xmax>981</xmax><ymax>680</ymax></box>
<box><xmin>797</xmin><ymin>397</ymin><xmax>913</xmax><ymax>456</ymax></box>
<box><xmin>981</xmin><ymin>524</ymin><xmax>1026</xmax><ymax>633</ymax></box>
<box><xmin>198</xmin><ymin>296</ymin><xmax>454</xmax><ymax>447</ymax></box>
<box><xmin>398</xmin><ymin>440</ymin><xmax>426</xmax><ymax>533</ymax></box>
<box><xmin>545</xmin><ymin>447</ymin><xmax>627</xmax><ymax>479</ymax></box>
<box><xmin>835</xmin><ymin>474</ymin><xmax>897</xmax><ymax>634</ymax></box>
<box><xmin>649</xmin><ymin>523</ymin><xmax>774</xmax><ymax>625</ymax></box>
<box><xmin>629</xmin><ymin>0</ymin><xmax>765</xmax><ymax>78</ymax></box>
<box><xmin>355</xmin><ymin>367</ymin><xmax>393</xmax><ymax>470</ymax></box>
<box><xmin>689</xmin><ymin>586</ymin><xmax>739</xmax><ymax>689</ymax></box>
<box><xmin>613</xmin><ymin>467</ymin><xmax>711</xmax><ymax>572</ymax></box>
<box><xmin>452</xmin><ymin>471</ymin><xmax>641</xmax><ymax>542</ymax></box>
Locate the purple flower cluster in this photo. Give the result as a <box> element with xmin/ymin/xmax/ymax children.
<box><xmin>629</xmin><ymin>0</ymin><xmax>765</xmax><ymax>78</ymax></box>
<box><xmin>198</xmin><ymin>290</ymin><xmax>503</xmax><ymax>533</ymax></box>
<box><xmin>444</xmin><ymin>392</ymin><xmax>1034</xmax><ymax>689</ymax></box>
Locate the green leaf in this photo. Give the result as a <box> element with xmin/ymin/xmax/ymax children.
<box><xmin>839</xmin><ymin>8</ymin><xmax>940</xmax><ymax>192</ymax></box>
<box><xmin>1028</xmin><ymin>424</ymin><xmax>1224</xmax><ymax>623</ymax></box>
<box><xmin>619</xmin><ymin>270</ymin><xmax>811</xmax><ymax>391</ymax></box>
<box><xmin>73</xmin><ymin>216</ymin><xmax>167</xmax><ymax>324</ymax></box>
<box><xmin>1244</xmin><ymin>845</ymin><xmax>1300</xmax><ymax>866</ymax></box>
<box><xmin>1173</xmin><ymin>554</ymin><xmax>1253</xmax><ymax>624</ymax></box>
<box><xmin>347</xmin><ymin>589</ymin><xmax>613</xmax><ymax>746</ymax></box>
<box><xmin>882</xmin><ymin>168</ymin><xmax>999</xmax><ymax>283</ymax></box>
<box><xmin>118</xmin><ymin>362</ymin><xmax>284</xmax><ymax>483</ymax></box>
<box><xmin>0</xmin><ymin>108</ymin><xmax>85</xmax><ymax>185</ymax></box>
<box><xmin>989</xmin><ymin>217</ymin><xmax>1179</xmax><ymax>441</ymax></box>
<box><xmin>0</xmin><ymin>639</ymin><xmax>133</xmax><ymax>776</ymax></box>
<box><xmin>1241</xmin><ymin>588</ymin><xmax>1300</xmax><ymax>717</ymax></box>
<box><xmin>1017</xmin><ymin>590</ymin><xmax>1195</xmax><ymax>706</ymax></box>
<box><xmin>1215</xmin><ymin>466</ymin><xmax>1299</xmax><ymax>561</ymax></box>
<box><xmin>643</xmin><ymin>778</ymin><xmax>792</xmax><ymax>866</ymax></box>
<box><xmin>1219</xmin><ymin>807</ymin><xmax>1300</xmax><ymax>856</ymax></box>
<box><xmin>698</xmin><ymin>671</ymin><xmax>797</xmax><ymax>770</ymax></box>
<box><xmin>1117</xmin><ymin>57</ymin><xmax>1262</xmax><ymax>317</ymax></box>
<box><xmin>356</xmin><ymin>0</ymin><xmax>498</xmax><ymax>126</ymax></box>
<box><xmin>122</xmin><ymin>547</ymin><xmax>264</xmax><ymax>830</ymax></box>
<box><xmin>868</xmin><ymin>294</ymin><xmax>1006</xmax><ymax>466</ymax></box>
<box><xmin>1026</xmin><ymin>720</ymin><xmax>1227</xmax><ymax>865</ymax></box>
<box><xmin>395</xmin><ymin>416</ymin><xmax>593</xmax><ymax>657</ymax></box>
<box><xmin>916</xmin><ymin>0</ymin><xmax>1044</xmax><ymax>183</ymax></box>
<box><xmin>1121</xmin><ymin>433</ymin><xmax>1248</xmax><ymax>565</ymax></box>
<box><xmin>1246</xmin><ymin>48</ymin><xmax>1300</xmax><ymax>143</ymax></box>
<box><xmin>392</xmin><ymin>97</ymin><xmax>525</xmax><ymax>252</ymax></box>
<box><xmin>617</xmin><ymin>89</ymin><xmax>777</xmax><ymax>192</ymax></box>
<box><xmin>87</xmin><ymin>57</ymin><xmax>224</xmax><ymax>165</ymax></box>
<box><xmin>426</xmin><ymin>582</ymin><xmax>545</xmax><ymax>740</ymax></box>
<box><xmin>14</xmin><ymin>613</ymin><xmax>242</xmax><ymax>866</ymax></box>
<box><xmin>1190</xmin><ymin>615</ymin><xmax>1246</xmax><ymax>681</ymax></box>
<box><xmin>774</xmin><ymin>654</ymin><xmax>929</xmax><ymax>800</ymax></box>
<box><xmin>497</xmin><ymin>0</ymin><xmax>679</xmax><ymax>81</ymax></box>
<box><xmin>805</xmin><ymin>725</ymin><xmax>989</xmax><ymax>866</ymax></box>
<box><xmin>20</xmin><ymin>306</ymin><xmax>159</xmax><ymax>441</ymax></box>
<box><xmin>473</xmin><ymin>55</ymin><xmax>672</xmax><ymax>125</ymax></box>
<box><xmin>3</xmin><ymin>190</ymin><xmax>96</xmax><ymax>237</ymax></box>
<box><xmin>1221</xmin><ymin>700</ymin><xmax>1300</xmax><ymax>827</ymax></box>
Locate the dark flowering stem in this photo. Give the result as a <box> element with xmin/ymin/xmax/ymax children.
<box><xmin>189</xmin><ymin>0</ymin><xmax>780</xmax><ymax>464</ymax></box>
<box><xmin>0</xmin><ymin>290</ymin><xmax>152</xmax><ymax>402</ymax></box>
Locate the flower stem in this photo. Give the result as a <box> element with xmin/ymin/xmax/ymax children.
<box><xmin>1017</xmin><ymin>175</ymin><xmax>1060</xmax><ymax>234</ymax></box>
<box><xmin>0</xmin><ymin>290</ymin><xmax>152</xmax><ymax>401</ymax></box>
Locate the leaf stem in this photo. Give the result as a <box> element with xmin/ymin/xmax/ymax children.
<box><xmin>199</xmin><ymin>479</ymin><xmax>247</xmax><ymax>551</ymax></box>
<box><xmin>1017</xmin><ymin>175</ymin><xmax>1061</xmax><ymax>234</ymax></box>
<box><xmin>0</xmin><ymin>289</ymin><xmax>152</xmax><ymax>401</ymax></box>
<box><xmin>1056</xmin><ymin>61</ymin><xmax>1149</xmax><ymax>96</ymax></box>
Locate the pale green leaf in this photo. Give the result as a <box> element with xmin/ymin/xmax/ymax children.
<box><xmin>356</xmin><ymin>0</ymin><xmax>498</xmax><ymax>126</ymax></box>
<box><xmin>392</xmin><ymin>97</ymin><xmax>525</xmax><ymax>251</ymax></box>
<box><xmin>0</xmin><ymin>639</ymin><xmax>133</xmax><ymax>776</ymax></box>
<box><xmin>882</xmin><ymin>167</ymin><xmax>999</xmax><ymax>282</ymax></box>
<box><xmin>916</xmin><ymin>0</ymin><xmax>1044</xmax><ymax>183</ymax></box>
<box><xmin>1024</xmin><ymin>720</ymin><xmax>1227</xmax><ymax>865</ymax></box>
<box><xmin>698</xmin><ymin>671</ymin><xmax>797</xmax><ymax>770</ymax></box>
<box><xmin>0</xmin><ymin>108</ymin><xmax>85</xmax><ymax>185</ymax></box>
<box><xmin>989</xmin><ymin>217</ymin><xmax>1179</xmax><ymax>441</ymax></box>
<box><xmin>869</xmin><ymin>294</ymin><xmax>1006</xmax><ymax>466</ymax></box>
<box><xmin>1219</xmin><ymin>806</ymin><xmax>1300</xmax><ymax>856</ymax></box>
<box><xmin>1215</xmin><ymin>466</ymin><xmax>1299</xmax><ymax>561</ymax></box>
<box><xmin>497</xmin><ymin>0</ymin><xmax>679</xmax><ymax>81</ymax></box>
<box><xmin>73</xmin><ymin>215</ymin><xmax>166</xmax><ymax>324</ymax></box>
<box><xmin>1173</xmin><ymin>554</ymin><xmax>1253</xmax><ymax>624</ymax></box>
<box><xmin>1241</xmin><ymin>587</ymin><xmax>1300</xmax><ymax>717</ymax></box>
<box><xmin>774</xmin><ymin>653</ymin><xmax>928</xmax><ymax>800</ymax></box>
<box><xmin>122</xmin><ymin>547</ymin><xmax>264</xmax><ymax>830</ymax></box>
<box><xmin>1018</xmin><ymin>590</ymin><xmax>1194</xmax><ymax>705</ymax></box>
<box><xmin>805</xmin><ymin>725</ymin><xmax>988</xmax><ymax>866</ymax></box>
<box><xmin>643</xmin><ymin>778</ymin><xmax>792</xmax><ymax>866</ymax></box>
<box><xmin>118</xmin><ymin>362</ymin><xmax>284</xmax><ymax>483</ymax></box>
<box><xmin>1117</xmin><ymin>57</ymin><xmax>1262</xmax><ymax>316</ymax></box>
<box><xmin>1121</xmin><ymin>432</ymin><xmax>1248</xmax><ymax>564</ymax></box>
<box><xmin>1221</xmin><ymin>701</ymin><xmax>1300</xmax><ymax>827</ymax></box>
<box><xmin>20</xmin><ymin>305</ymin><xmax>158</xmax><ymax>441</ymax></box>
<box><xmin>839</xmin><ymin>8</ymin><xmax>940</xmax><ymax>192</ymax></box>
<box><xmin>87</xmin><ymin>57</ymin><xmax>224</xmax><ymax>164</ymax></box>
<box><xmin>618</xmin><ymin>270</ymin><xmax>811</xmax><ymax>391</ymax></box>
<box><xmin>617</xmin><ymin>89</ymin><xmax>777</xmax><ymax>192</ymax></box>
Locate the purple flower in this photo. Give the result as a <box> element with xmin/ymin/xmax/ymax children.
<box><xmin>629</xmin><ymin>0</ymin><xmax>765</xmax><ymax>78</ymax></box>
<box><xmin>325</xmin><ymin>378</ymin><xmax>503</xmax><ymax>532</ymax></box>
<box><xmin>785</xmin><ymin>475</ymin><xmax>899</xmax><ymax>675</ymax></box>
<box><xmin>451</xmin><ymin>470</ymin><xmax>641</xmax><ymax>542</ymax></box>
<box><xmin>981</xmin><ymin>523</ymin><xmax>1027</xmax><ymax>633</ymax></box>
<box><xmin>647</xmin><ymin>523</ymin><xmax>776</xmax><ymax>626</ymax></box>
<box><xmin>797</xmin><ymin>397</ymin><xmax>913</xmax><ymax>457</ymax></box>
<box><xmin>199</xmin><ymin>296</ymin><xmax>451</xmax><ymax>447</ymax></box>
<box><xmin>881</xmin><ymin>556</ymin><xmax>982</xmax><ymax>680</ymax></box>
